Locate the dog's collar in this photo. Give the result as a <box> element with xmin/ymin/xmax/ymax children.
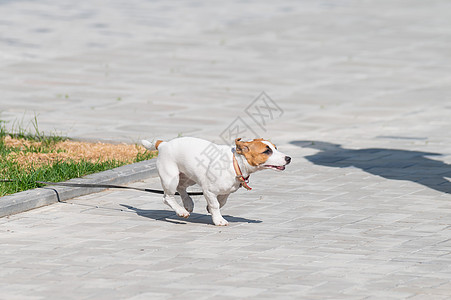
<box><xmin>232</xmin><ymin>153</ymin><xmax>252</xmax><ymax>191</ymax></box>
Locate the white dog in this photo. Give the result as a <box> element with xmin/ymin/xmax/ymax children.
<box><xmin>142</xmin><ymin>137</ymin><xmax>291</xmax><ymax>226</ymax></box>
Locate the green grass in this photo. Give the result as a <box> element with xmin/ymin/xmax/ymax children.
<box><xmin>0</xmin><ymin>120</ymin><xmax>156</xmax><ymax>197</ymax></box>
<box><xmin>0</xmin><ymin>159</ymin><xmax>128</xmax><ymax>196</ymax></box>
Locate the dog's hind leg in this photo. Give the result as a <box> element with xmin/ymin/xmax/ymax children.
<box><xmin>177</xmin><ymin>173</ymin><xmax>195</xmax><ymax>213</ymax></box>
<box><xmin>157</xmin><ymin>161</ymin><xmax>190</xmax><ymax>218</ymax></box>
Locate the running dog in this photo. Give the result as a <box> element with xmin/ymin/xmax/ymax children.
<box><xmin>142</xmin><ymin>137</ymin><xmax>291</xmax><ymax>226</ymax></box>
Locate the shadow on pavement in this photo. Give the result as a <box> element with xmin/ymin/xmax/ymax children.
<box><xmin>291</xmin><ymin>140</ymin><xmax>451</xmax><ymax>194</ymax></box>
<box><xmin>120</xmin><ymin>204</ymin><xmax>262</xmax><ymax>225</ymax></box>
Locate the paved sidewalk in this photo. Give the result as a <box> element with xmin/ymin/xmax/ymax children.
<box><xmin>1</xmin><ymin>145</ymin><xmax>451</xmax><ymax>299</ymax></box>
<box><xmin>1</xmin><ymin>0</ymin><xmax>451</xmax><ymax>299</ymax></box>
<box><xmin>1</xmin><ymin>0</ymin><xmax>451</xmax><ymax>145</ymax></box>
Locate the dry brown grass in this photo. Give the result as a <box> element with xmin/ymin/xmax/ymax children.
<box><xmin>4</xmin><ymin>136</ymin><xmax>155</xmax><ymax>168</ymax></box>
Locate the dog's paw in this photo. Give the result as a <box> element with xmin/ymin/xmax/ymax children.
<box><xmin>176</xmin><ymin>209</ymin><xmax>190</xmax><ymax>219</ymax></box>
<box><xmin>213</xmin><ymin>216</ymin><xmax>229</xmax><ymax>226</ymax></box>
<box><xmin>183</xmin><ymin>201</ymin><xmax>194</xmax><ymax>213</ymax></box>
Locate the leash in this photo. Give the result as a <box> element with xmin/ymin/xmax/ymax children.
<box><xmin>232</xmin><ymin>153</ymin><xmax>252</xmax><ymax>191</ymax></box>
<box><xmin>0</xmin><ymin>179</ymin><xmax>203</xmax><ymax>196</ymax></box>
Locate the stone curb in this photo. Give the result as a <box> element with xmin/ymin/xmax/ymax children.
<box><xmin>0</xmin><ymin>159</ymin><xmax>158</xmax><ymax>218</ymax></box>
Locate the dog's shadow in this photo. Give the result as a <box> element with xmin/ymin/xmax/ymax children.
<box><xmin>120</xmin><ymin>204</ymin><xmax>262</xmax><ymax>225</ymax></box>
<box><xmin>291</xmin><ymin>140</ymin><xmax>451</xmax><ymax>194</ymax></box>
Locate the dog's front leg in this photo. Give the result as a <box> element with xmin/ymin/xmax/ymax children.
<box><xmin>218</xmin><ymin>194</ymin><xmax>229</xmax><ymax>208</ymax></box>
<box><xmin>204</xmin><ymin>190</ymin><xmax>229</xmax><ymax>226</ymax></box>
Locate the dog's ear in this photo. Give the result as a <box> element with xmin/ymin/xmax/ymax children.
<box><xmin>235</xmin><ymin>138</ymin><xmax>249</xmax><ymax>154</ymax></box>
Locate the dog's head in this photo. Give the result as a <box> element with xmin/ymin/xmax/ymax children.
<box><xmin>235</xmin><ymin>138</ymin><xmax>291</xmax><ymax>171</ymax></box>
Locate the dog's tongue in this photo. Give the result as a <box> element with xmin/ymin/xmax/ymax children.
<box><xmin>265</xmin><ymin>165</ymin><xmax>286</xmax><ymax>170</ymax></box>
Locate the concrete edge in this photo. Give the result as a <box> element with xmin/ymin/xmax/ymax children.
<box><xmin>0</xmin><ymin>159</ymin><xmax>158</xmax><ymax>218</ymax></box>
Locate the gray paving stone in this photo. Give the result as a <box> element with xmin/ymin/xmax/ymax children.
<box><xmin>1</xmin><ymin>0</ymin><xmax>451</xmax><ymax>299</ymax></box>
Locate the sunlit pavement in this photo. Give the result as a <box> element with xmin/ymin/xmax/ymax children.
<box><xmin>1</xmin><ymin>0</ymin><xmax>451</xmax><ymax>298</ymax></box>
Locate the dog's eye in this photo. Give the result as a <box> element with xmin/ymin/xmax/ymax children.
<box><xmin>263</xmin><ymin>148</ymin><xmax>272</xmax><ymax>155</ymax></box>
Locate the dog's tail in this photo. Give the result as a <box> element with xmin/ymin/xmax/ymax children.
<box><xmin>141</xmin><ymin>139</ymin><xmax>164</xmax><ymax>151</ymax></box>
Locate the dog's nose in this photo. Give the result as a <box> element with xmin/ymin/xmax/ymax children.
<box><xmin>285</xmin><ymin>156</ymin><xmax>291</xmax><ymax>164</ymax></box>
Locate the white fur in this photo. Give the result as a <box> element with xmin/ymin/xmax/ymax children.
<box><xmin>141</xmin><ymin>139</ymin><xmax>156</xmax><ymax>151</ymax></box>
<box><xmin>141</xmin><ymin>137</ymin><xmax>290</xmax><ymax>226</ymax></box>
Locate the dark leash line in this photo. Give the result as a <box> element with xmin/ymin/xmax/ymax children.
<box><xmin>0</xmin><ymin>179</ymin><xmax>204</xmax><ymax>196</ymax></box>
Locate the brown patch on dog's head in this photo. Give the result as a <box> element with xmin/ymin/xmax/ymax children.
<box><xmin>235</xmin><ymin>138</ymin><xmax>274</xmax><ymax>166</ymax></box>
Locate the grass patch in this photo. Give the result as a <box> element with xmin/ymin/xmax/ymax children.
<box><xmin>0</xmin><ymin>120</ymin><xmax>157</xmax><ymax>197</ymax></box>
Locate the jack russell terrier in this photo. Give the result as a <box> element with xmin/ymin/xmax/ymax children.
<box><xmin>142</xmin><ymin>137</ymin><xmax>291</xmax><ymax>226</ymax></box>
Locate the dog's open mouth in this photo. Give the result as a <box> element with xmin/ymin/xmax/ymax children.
<box><xmin>264</xmin><ymin>165</ymin><xmax>285</xmax><ymax>171</ymax></box>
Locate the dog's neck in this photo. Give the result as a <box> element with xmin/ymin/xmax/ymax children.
<box><xmin>232</xmin><ymin>148</ymin><xmax>259</xmax><ymax>179</ymax></box>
